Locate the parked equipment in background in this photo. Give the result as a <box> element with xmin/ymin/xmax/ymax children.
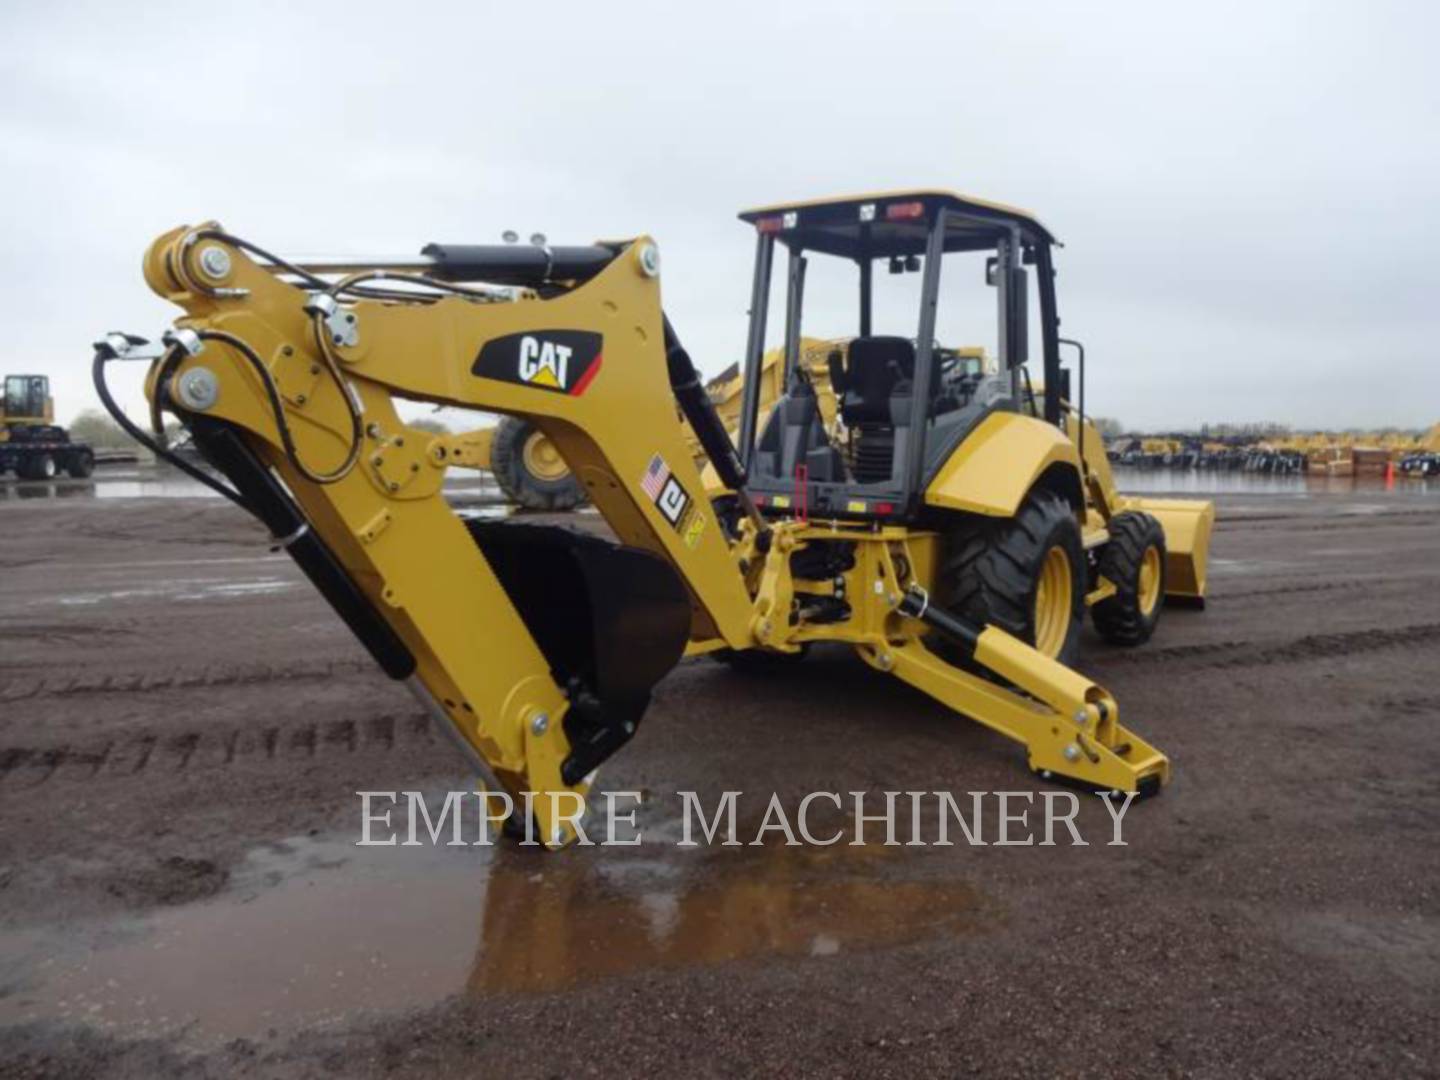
<box><xmin>96</xmin><ymin>190</ymin><xmax>1213</xmax><ymax>846</ymax></box>
<box><xmin>1398</xmin><ymin>423</ymin><xmax>1440</xmax><ymax>478</ymax></box>
<box><xmin>0</xmin><ymin>374</ymin><xmax>95</xmax><ymax>480</ymax></box>
<box><xmin>1107</xmin><ymin>425</ymin><xmax>1440</xmax><ymax>478</ymax></box>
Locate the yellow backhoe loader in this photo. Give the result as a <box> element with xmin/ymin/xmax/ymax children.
<box><xmin>94</xmin><ymin>190</ymin><xmax>1213</xmax><ymax>847</ymax></box>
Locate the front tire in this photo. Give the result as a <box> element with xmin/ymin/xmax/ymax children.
<box><xmin>937</xmin><ymin>490</ymin><xmax>1085</xmax><ymax>665</ymax></box>
<box><xmin>1092</xmin><ymin>511</ymin><xmax>1166</xmax><ymax>645</ymax></box>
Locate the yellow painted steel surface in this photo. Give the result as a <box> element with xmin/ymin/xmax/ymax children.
<box><xmin>924</xmin><ymin>411</ymin><xmax>1083</xmax><ymax>517</ymax></box>
<box><xmin>1033</xmin><ymin>546</ymin><xmax>1073</xmax><ymax>659</ymax></box>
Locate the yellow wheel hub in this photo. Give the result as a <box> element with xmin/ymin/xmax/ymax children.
<box><xmin>521</xmin><ymin>430</ymin><xmax>570</xmax><ymax>483</ymax></box>
<box><xmin>1033</xmin><ymin>546</ymin><xmax>1073</xmax><ymax>659</ymax></box>
<box><xmin>1138</xmin><ymin>545</ymin><xmax>1162</xmax><ymax>616</ymax></box>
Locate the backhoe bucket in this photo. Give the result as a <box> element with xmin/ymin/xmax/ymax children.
<box><xmin>466</xmin><ymin>521</ymin><xmax>692</xmax><ymax>783</ymax></box>
<box><xmin>1122</xmin><ymin>497</ymin><xmax>1214</xmax><ymax>602</ymax></box>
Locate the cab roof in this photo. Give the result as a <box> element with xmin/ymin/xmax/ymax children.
<box><xmin>738</xmin><ymin>189</ymin><xmax>1056</xmax><ymax>259</ymax></box>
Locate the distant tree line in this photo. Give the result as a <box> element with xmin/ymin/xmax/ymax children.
<box><xmin>67</xmin><ymin>410</ymin><xmax>181</xmax><ymax>450</ymax></box>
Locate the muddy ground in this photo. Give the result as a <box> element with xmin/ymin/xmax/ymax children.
<box><xmin>1</xmin><ymin>478</ymin><xmax>1437</xmax><ymax>1077</ymax></box>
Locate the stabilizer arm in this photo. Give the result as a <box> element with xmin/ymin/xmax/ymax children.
<box><xmin>885</xmin><ymin>584</ymin><xmax>1168</xmax><ymax>794</ymax></box>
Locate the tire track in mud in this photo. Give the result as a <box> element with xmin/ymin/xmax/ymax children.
<box><xmin>1094</xmin><ymin>621</ymin><xmax>1440</xmax><ymax>674</ymax></box>
<box><xmin>65</xmin><ymin>506</ymin><xmax>259</xmax><ymax>550</ymax></box>
<box><xmin>1207</xmin><ymin>578</ymin><xmax>1376</xmax><ymax>601</ymax></box>
<box><xmin>0</xmin><ymin>712</ymin><xmax>438</xmax><ymax>787</ymax></box>
<box><xmin>9</xmin><ymin>626</ymin><xmax>1436</xmax><ymax>784</ymax></box>
<box><xmin>1379</xmin><ymin>693</ymin><xmax>1440</xmax><ymax>717</ymax></box>
<box><xmin>0</xmin><ymin>657</ymin><xmax>381</xmax><ymax>703</ymax></box>
<box><xmin>0</xmin><ymin>623</ymin><xmax>131</xmax><ymax>645</ymax></box>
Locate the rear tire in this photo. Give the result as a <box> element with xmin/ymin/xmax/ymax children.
<box><xmin>17</xmin><ymin>452</ymin><xmax>56</xmax><ymax>481</ymax></box>
<box><xmin>66</xmin><ymin>448</ymin><xmax>95</xmax><ymax>479</ymax></box>
<box><xmin>1092</xmin><ymin>511</ymin><xmax>1166</xmax><ymax>645</ymax></box>
<box><xmin>937</xmin><ymin>489</ymin><xmax>1085</xmax><ymax>666</ymax></box>
<box><xmin>491</xmin><ymin>416</ymin><xmax>587</xmax><ymax>511</ymax></box>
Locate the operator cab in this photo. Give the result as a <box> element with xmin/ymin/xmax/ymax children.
<box><xmin>734</xmin><ymin>191</ymin><xmax>1072</xmax><ymax>522</ymax></box>
<box><xmin>2</xmin><ymin>374</ymin><xmax>51</xmax><ymax>423</ymax></box>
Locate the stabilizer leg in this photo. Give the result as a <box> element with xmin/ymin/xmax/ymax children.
<box><xmin>876</xmin><ymin>588</ymin><xmax>1169</xmax><ymax>794</ymax></box>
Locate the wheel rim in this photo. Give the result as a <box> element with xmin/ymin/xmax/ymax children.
<box><xmin>1033</xmin><ymin>546</ymin><xmax>1073</xmax><ymax>659</ymax></box>
<box><xmin>520</xmin><ymin>431</ymin><xmax>570</xmax><ymax>483</ymax></box>
<box><xmin>1138</xmin><ymin>545</ymin><xmax>1162</xmax><ymax>616</ymax></box>
<box><xmin>40</xmin><ymin>456</ymin><xmax>55</xmax><ymax>479</ymax></box>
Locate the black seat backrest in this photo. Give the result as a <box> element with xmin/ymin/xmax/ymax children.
<box><xmin>839</xmin><ymin>336</ymin><xmax>915</xmax><ymax>425</ymax></box>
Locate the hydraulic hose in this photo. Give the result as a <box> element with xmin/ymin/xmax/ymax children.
<box><xmin>91</xmin><ymin>340</ymin><xmax>253</xmax><ymax>513</ymax></box>
<box><xmin>661</xmin><ymin>315</ymin><xmax>767</xmax><ymax>536</ymax></box>
<box><xmin>193</xmin><ymin>328</ymin><xmax>364</xmax><ymax>486</ymax></box>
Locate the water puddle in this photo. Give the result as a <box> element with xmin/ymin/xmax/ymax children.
<box><xmin>1110</xmin><ymin>467</ymin><xmax>1436</xmax><ymax>496</ymax></box>
<box><xmin>0</xmin><ymin>467</ymin><xmax>516</xmax><ymax>510</ymax></box>
<box><xmin>0</xmin><ymin>824</ymin><xmax>986</xmax><ymax>1046</ymax></box>
<box><xmin>6</xmin><ymin>465</ymin><xmax>1435</xmax><ymax>503</ymax></box>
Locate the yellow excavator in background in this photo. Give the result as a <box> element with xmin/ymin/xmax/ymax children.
<box><xmin>95</xmin><ymin>190</ymin><xmax>1213</xmax><ymax>846</ymax></box>
<box><xmin>1</xmin><ymin>373</ymin><xmax>96</xmax><ymax>480</ymax></box>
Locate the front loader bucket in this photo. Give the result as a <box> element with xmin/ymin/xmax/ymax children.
<box><xmin>1123</xmin><ymin>497</ymin><xmax>1215</xmax><ymax>602</ymax></box>
<box><xmin>466</xmin><ymin>521</ymin><xmax>692</xmax><ymax>783</ymax></box>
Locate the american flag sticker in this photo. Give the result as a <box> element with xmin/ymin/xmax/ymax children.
<box><xmin>640</xmin><ymin>453</ymin><xmax>670</xmax><ymax>500</ymax></box>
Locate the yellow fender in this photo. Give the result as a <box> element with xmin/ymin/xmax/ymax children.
<box><xmin>924</xmin><ymin>412</ymin><xmax>1082</xmax><ymax>517</ymax></box>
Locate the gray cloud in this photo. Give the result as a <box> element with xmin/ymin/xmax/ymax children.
<box><xmin>2</xmin><ymin>0</ymin><xmax>1435</xmax><ymax>432</ymax></box>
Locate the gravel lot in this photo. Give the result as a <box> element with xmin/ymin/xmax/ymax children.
<box><xmin>1</xmin><ymin>477</ymin><xmax>1437</xmax><ymax>1077</ymax></box>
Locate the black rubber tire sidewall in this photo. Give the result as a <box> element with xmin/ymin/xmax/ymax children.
<box><xmin>937</xmin><ymin>489</ymin><xmax>1086</xmax><ymax>667</ymax></box>
<box><xmin>1092</xmin><ymin>511</ymin><xmax>1167</xmax><ymax>646</ymax></box>
<box><xmin>67</xmin><ymin>449</ymin><xmax>95</xmax><ymax>479</ymax></box>
<box><xmin>19</xmin><ymin>453</ymin><xmax>56</xmax><ymax>481</ymax></box>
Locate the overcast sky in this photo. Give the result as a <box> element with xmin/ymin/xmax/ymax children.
<box><xmin>2</xmin><ymin>0</ymin><xmax>1436</xmax><ymax>432</ymax></box>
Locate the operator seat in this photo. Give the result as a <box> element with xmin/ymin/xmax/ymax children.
<box><xmin>831</xmin><ymin>336</ymin><xmax>918</xmax><ymax>484</ymax></box>
<box><xmin>833</xmin><ymin>336</ymin><xmax>915</xmax><ymax>425</ymax></box>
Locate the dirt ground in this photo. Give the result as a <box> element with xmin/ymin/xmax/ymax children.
<box><xmin>1</xmin><ymin>477</ymin><xmax>1437</xmax><ymax>1078</ymax></box>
